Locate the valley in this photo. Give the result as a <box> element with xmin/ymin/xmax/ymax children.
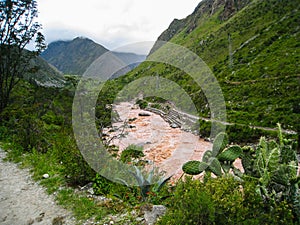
<box><xmin>0</xmin><ymin>0</ymin><xmax>299</xmax><ymax>224</ymax></box>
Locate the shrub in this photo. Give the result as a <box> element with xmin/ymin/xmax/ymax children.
<box><xmin>54</xmin><ymin>133</ymin><xmax>96</xmax><ymax>186</ymax></box>
<box><xmin>158</xmin><ymin>177</ymin><xmax>216</xmax><ymax>225</ymax></box>
<box><xmin>158</xmin><ymin>176</ymin><xmax>294</xmax><ymax>225</ymax></box>
<box><xmin>93</xmin><ymin>173</ymin><xmax>141</xmax><ymax>205</ymax></box>
<box><xmin>136</xmin><ymin>99</ymin><xmax>148</xmax><ymax>109</ymax></box>
<box><xmin>0</xmin><ymin>125</ymin><xmax>9</xmax><ymax>140</ymax></box>
<box><xmin>120</xmin><ymin>144</ymin><xmax>144</xmax><ymax>164</ymax></box>
<box><xmin>199</xmin><ymin>120</ymin><xmax>226</xmax><ymax>139</ymax></box>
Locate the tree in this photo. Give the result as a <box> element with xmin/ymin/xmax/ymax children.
<box><xmin>0</xmin><ymin>0</ymin><xmax>45</xmax><ymax>114</ymax></box>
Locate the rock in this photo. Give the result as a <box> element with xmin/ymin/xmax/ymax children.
<box><xmin>138</xmin><ymin>112</ymin><xmax>151</xmax><ymax>116</ymax></box>
<box><xmin>87</xmin><ymin>188</ymin><xmax>94</xmax><ymax>195</ymax></box>
<box><xmin>80</xmin><ymin>182</ymin><xmax>94</xmax><ymax>195</ymax></box>
<box><xmin>170</xmin><ymin>123</ymin><xmax>178</xmax><ymax>128</ymax></box>
<box><xmin>80</xmin><ymin>182</ymin><xmax>92</xmax><ymax>190</ymax></box>
<box><xmin>144</xmin><ymin>205</ymin><xmax>167</xmax><ymax>225</ymax></box>
<box><xmin>52</xmin><ymin>216</ymin><xmax>64</xmax><ymax>225</ymax></box>
<box><xmin>204</xmin><ymin>137</ymin><xmax>211</xmax><ymax>142</ymax></box>
<box><xmin>42</xmin><ymin>174</ymin><xmax>49</xmax><ymax>179</ymax></box>
<box><xmin>136</xmin><ymin>217</ymin><xmax>145</xmax><ymax>223</ymax></box>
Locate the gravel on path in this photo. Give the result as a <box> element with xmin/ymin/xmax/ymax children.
<box><xmin>0</xmin><ymin>148</ymin><xmax>75</xmax><ymax>225</ymax></box>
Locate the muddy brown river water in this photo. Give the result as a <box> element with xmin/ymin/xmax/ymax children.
<box><xmin>105</xmin><ymin>102</ymin><xmax>243</xmax><ymax>180</ymax></box>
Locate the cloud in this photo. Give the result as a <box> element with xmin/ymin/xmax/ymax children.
<box><xmin>36</xmin><ymin>0</ymin><xmax>201</xmax><ymax>53</ymax></box>
<box><xmin>43</xmin><ymin>28</ymin><xmax>82</xmax><ymax>42</ymax></box>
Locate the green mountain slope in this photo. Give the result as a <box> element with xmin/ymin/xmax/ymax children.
<box><xmin>26</xmin><ymin>54</ymin><xmax>65</xmax><ymax>87</ymax></box>
<box><xmin>41</xmin><ymin>37</ymin><xmax>146</xmax><ymax>76</ymax></box>
<box><xmin>14</xmin><ymin>49</ymin><xmax>65</xmax><ymax>87</ymax></box>
<box><xmin>121</xmin><ymin>0</ymin><xmax>299</xmax><ymax>136</ymax></box>
<box><xmin>41</xmin><ymin>37</ymin><xmax>109</xmax><ymax>75</ymax></box>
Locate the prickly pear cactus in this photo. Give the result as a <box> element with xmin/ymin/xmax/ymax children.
<box><xmin>207</xmin><ymin>157</ymin><xmax>222</xmax><ymax>176</ymax></box>
<box><xmin>202</xmin><ymin>150</ymin><xmax>213</xmax><ymax>163</ymax></box>
<box><xmin>212</xmin><ymin>132</ymin><xmax>228</xmax><ymax>156</ymax></box>
<box><xmin>217</xmin><ymin>145</ymin><xmax>242</xmax><ymax>162</ymax></box>
<box><xmin>182</xmin><ymin>160</ymin><xmax>207</xmax><ymax>175</ymax></box>
<box><xmin>182</xmin><ymin>132</ymin><xmax>238</xmax><ymax>177</ymax></box>
<box><xmin>267</xmin><ymin>147</ymin><xmax>280</xmax><ymax>172</ymax></box>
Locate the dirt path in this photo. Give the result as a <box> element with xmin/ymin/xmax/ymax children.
<box><xmin>0</xmin><ymin>148</ymin><xmax>75</xmax><ymax>225</ymax></box>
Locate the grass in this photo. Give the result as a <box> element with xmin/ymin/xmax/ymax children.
<box><xmin>56</xmin><ymin>189</ymin><xmax>108</xmax><ymax>222</ymax></box>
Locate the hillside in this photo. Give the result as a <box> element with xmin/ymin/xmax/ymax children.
<box><xmin>26</xmin><ymin>54</ymin><xmax>65</xmax><ymax>87</ymax></box>
<box><xmin>121</xmin><ymin>0</ymin><xmax>300</xmax><ymax>137</ymax></box>
<box><xmin>41</xmin><ymin>37</ymin><xmax>146</xmax><ymax>76</ymax></box>
<box><xmin>41</xmin><ymin>37</ymin><xmax>108</xmax><ymax>75</ymax></box>
<box><xmin>12</xmin><ymin>49</ymin><xmax>65</xmax><ymax>88</ymax></box>
<box><xmin>113</xmin><ymin>52</ymin><xmax>146</xmax><ymax>70</ymax></box>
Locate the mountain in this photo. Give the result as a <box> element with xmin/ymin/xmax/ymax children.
<box><xmin>120</xmin><ymin>0</ymin><xmax>300</xmax><ymax>136</ymax></box>
<box><xmin>150</xmin><ymin>0</ymin><xmax>250</xmax><ymax>54</ymax></box>
<box><xmin>26</xmin><ymin>54</ymin><xmax>65</xmax><ymax>87</ymax></box>
<box><xmin>41</xmin><ymin>37</ymin><xmax>108</xmax><ymax>75</ymax></box>
<box><xmin>113</xmin><ymin>52</ymin><xmax>146</xmax><ymax>70</ymax></box>
<box><xmin>13</xmin><ymin>49</ymin><xmax>65</xmax><ymax>87</ymax></box>
<box><xmin>41</xmin><ymin>37</ymin><xmax>146</xmax><ymax>76</ymax></box>
<box><xmin>109</xmin><ymin>52</ymin><xmax>146</xmax><ymax>79</ymax></box>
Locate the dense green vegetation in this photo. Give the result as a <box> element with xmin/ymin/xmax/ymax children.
<box><xmin>182</xmin><ymin>126</ymin><xmax>300</xmax><ymax>224</ymax></box>
<box><xmin>158</xmin><ymin>176</ymin><xmax>296</xmax><ymax>225</ymax></box>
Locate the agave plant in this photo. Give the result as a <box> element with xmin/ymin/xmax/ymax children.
<box><xmin>119</xmin><ymin>166</ymin><xmax>172</xmax><ymax>200</ymax></box>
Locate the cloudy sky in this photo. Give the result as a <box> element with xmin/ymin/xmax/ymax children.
<box><xmin>36</xmin><ymin>0</ymin><xmax>201</xmax><ymax>54</ymax></box>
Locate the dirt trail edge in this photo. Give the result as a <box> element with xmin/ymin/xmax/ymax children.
<box><xmin>0</xmin><ymin>148</ymin><xmax>75</xmax><ymax>225</ymax></box>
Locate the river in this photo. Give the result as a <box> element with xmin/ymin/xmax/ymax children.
<box><xmin>103</xmin><ymin>102</ymin><xmax>244</xmax><ymax>181</ymax></box>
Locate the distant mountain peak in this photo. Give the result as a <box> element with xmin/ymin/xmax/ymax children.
<box><xmin>75</xmin><ymin>36</ymin><xmax>89</xmax><ymax>40</ymax></box>
<box><xmin>41</xmin><ymin>37</ymin><xmax>146</xmax><ymax>77</ymax></box>
<box><xmin>72</xmin><ymin>36</ymin><xmax>96</xmax><ymax>43</ymax></box>
<box><xmin>41</xmin><ymin>37</ymin><xmax>109</xmax><ymax>75</ymax></box>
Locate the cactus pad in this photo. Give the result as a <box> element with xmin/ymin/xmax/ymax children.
<box><xmin>218</xmin><ymin>145</ymin><xmax>242</xmax><ymax>162</ymax></box>
<box><xmin>182</xmin><ymin>160</ymin><xmax>207</xmax><ymax>175</ymax></box>
<box><xmin>212</xmin><ymin>132</ymin><xmax>228</xmax><ymax>155</ymax></box>
<box><xmin>208</xmin><ymin>157</ymin><xmax>222</xmax><ymax>176</ymax></box>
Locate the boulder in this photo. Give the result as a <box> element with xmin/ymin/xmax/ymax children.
<box><xmin>138</xmin><ymin>112</ymin><xmax>151</xmax><ymax>117</ymax></box>
<box><xmin>170</xmin><ymin>123</ymin><xmax>179</xmax><ymax>128</ymax></box>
